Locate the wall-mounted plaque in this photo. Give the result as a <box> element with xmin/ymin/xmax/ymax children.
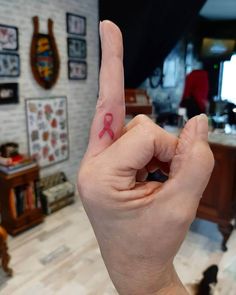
<box><xmin>30</xmin><ymin>16</ymin><xmax>60</xmax><ymax>90</ymax></box>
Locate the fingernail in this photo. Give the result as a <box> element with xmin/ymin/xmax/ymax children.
<box><xmin>197</xmin><ymin>113</ymin><xmax>207</xmax><ymax>122</ymax></box>
<box><xmin>197</xmin><ymin>114</ymin><xmax>208</xmax><ymax>140</ymax></box>
<box><xmin>99</xmin><ymin>21</ymin><xmax>104</xmax><ymax>41</ymax></box>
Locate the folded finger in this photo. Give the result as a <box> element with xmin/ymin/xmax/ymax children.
<box><xmin>106</xmin><ymin>117</ymin><xmax>178</xmax><ymax>175</ymax></box>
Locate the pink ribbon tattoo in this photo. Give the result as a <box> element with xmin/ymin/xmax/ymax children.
<box><xmin>99</xmin><ymin>113</ymin><xmax>114</xmax><ymax>140</ymax></box>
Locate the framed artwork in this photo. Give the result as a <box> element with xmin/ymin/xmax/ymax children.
<box><xmin>0</xmin><ymin>83</ymin><xmax>18</xmax><ymax>104</ymax></box>
<box><xmin>25</xmin><ymin>96</ymin><xmax>69</xmax><ymax>168</ymax></box>
<box><xmin>66</xmin><ymin>13</ymin><xmax>86</xmax><ymax>36</ymax></box>
<box><xmin>0</xmin><ymin>53</ymin><xmax>20</xmax><ymax>77</ymax></box>
<box><xmin>0</xmin><ymin>24</ymin><xmax>18</xmax><ymax>51</ymax></box>
<box><xmin>68</xmin><ymin>60</ymin><xmax>87</xmax><ymax>80</ymax></box>
<box><xmin>67</xmin><ymin>37</ymin><xmax>86</xmax><ymax>59</ymax></box>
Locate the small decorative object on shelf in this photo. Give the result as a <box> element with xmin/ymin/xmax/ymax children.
<box><xmin>0</xmin><ymin>155</ymin><xmax>37</xmax><ymax>175</ymax></box>
<box><xmin>0</xmin><ymin>142</ymin><xmax>19</xmax><ymax>158</ymax></box>
<box><xmin>0</xmin><ymin>165</ymin><xmax>44</xmax><ymax>235</ymax></box>
<box><xmin>40</xmin><ymin>172</ymin><xmax>75</xmax><ymax>215</ymax></box>
<box><xmin>0</xmin><ymin>143</ymin><xmax>37</xmax><ymax>175</ymax></box>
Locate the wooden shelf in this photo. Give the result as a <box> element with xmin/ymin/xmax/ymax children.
<box><xmin>0</xmin><ymin>166</ymin><xmax>44</xmax><ymax>236</ymax></box>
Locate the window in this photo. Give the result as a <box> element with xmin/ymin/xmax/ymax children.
<box><xmin>221</xmin><ymin>54</ymin><xmax>236</xmax><ymax>104</ymax></box>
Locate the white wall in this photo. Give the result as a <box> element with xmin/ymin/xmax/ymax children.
<box><xmin>0</xmin><ymin>0</ymin><xmax>99</xmax><ymax>184</ymax></box>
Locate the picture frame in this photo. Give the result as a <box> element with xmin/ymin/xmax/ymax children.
<box><xmin>66</xmin><ymin>13</ymin><xmax>86</xmax><ymax>36</ymax></box>
<box><xmin>0</xmin><ymin>83</ymin><xmax>19</xmax><ymax>104</ymax></box>
<box><xmin>0</xmin><ymin>24</ymin><xmax>18</xmax><ymax>51</ymax></box>
<box><xmin>68</xmin><ymin>60</ymin><xmax>87</xmax><ymax>80</ymax></box>
<box><xmin>67</xmin><ymin>37</ymin><xmax>86</xmax><ymax>59</ymax></box>
<box><xmin>0</xmin><ymin>53</ymin><xmax>20</xmax><ymax>77</ymax></box>
<box><xmin>25</xmin><ymin>96</ymin><xmax>69</xmax><ymax>168</ymax></box>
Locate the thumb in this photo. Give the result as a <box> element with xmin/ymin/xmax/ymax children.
<box><xmin>169</xmin><ymin>114</ymin><xmax>214</xmax><ymax>198</ymax></box>
<box><xmin>86</xmin><ymin>20</ymin><xmax>125</xmax><ymax>157</ymax></box>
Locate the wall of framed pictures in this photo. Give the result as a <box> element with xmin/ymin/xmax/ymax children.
<box><xmin>66</xmin><ymin>12</ymin><xmax>87</xmax><ymax>80</ymax></box>
<box><xmin>0</xmin><ymin>23</ymin><xmax>20</xmax><ymax>104</ymax></box>
<box><xmin>0</xmin><ymin>0</ymin><xmax>98</xmax><ymax>182</ymax></box>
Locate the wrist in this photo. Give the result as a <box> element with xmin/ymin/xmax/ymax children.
<box><xmin>106</xmin><ymin>261</ymin><xmax>188</xmax><ymax>295</ymax></box>
<box><xmin>157</xmin><ymin>273</ymin><xmax>188</xmax><ymax>295</ymax></box>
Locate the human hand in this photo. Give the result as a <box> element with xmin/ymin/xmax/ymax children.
<box><xmin>78</xmin><ymin>20</ymin><xmax>214</xmax><ymax>295</ymax></box>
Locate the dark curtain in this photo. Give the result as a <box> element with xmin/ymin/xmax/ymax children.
<box><xmin>99</xmin><ymin>0</ymin><xmax>207</xmax><ymax>88</ymax></box>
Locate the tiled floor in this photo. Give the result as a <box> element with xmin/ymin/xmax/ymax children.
<box><xmin>0</xmin><ymin>198</ymin><xmax>236</xmax><ymax>294</ymax></box>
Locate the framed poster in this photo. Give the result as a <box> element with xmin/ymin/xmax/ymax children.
<box><xmin>0</xmin><ymin>83</ymin><xmax>18</xmax><ymax>104</ymax></box>
<box><xmin>66</xmin><ymin>13</ymin><xmax>86</xmax><ymax>36</ymax></box>
<box><xmin>0</xmin><ymin>53</ymin><xmax>20</xmax><ymax>77</ymax></box>
<box><xmin>67</xmin><ymin>37</ymin><xmax>86</xmax><ymax>59</ymax></box>
<box><xmin>25</xmin><ymin>97</ymin><xmax>69</xmax><ymax>168</ymax></box>
<box><xmin>0</xmin><ymin>24</ymin><xmax>18</xmax><ymax>51</ymax></box>
<box><xmin>68</xmin><ymin>60</ymin><xmax>87</xmax><ymax>80</ymax></box>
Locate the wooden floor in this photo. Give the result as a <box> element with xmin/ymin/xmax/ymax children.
<box><xmin>1</xmin><ymin>197</ymin><xmax>236</xmax><ymax>294</ymax></box>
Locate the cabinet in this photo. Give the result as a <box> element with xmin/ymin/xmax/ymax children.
<box><xmin>0</xmin><ymin>166</ymin><xmax>44</xmax><ymax>235</ymax></box>
<box><xmin>198</xmin><ymin>142</ymin><xmax>236</xmax><ymax>251</ymax></box>
<box><xmin>0</xmin><ymin>226</ymin><xmax>12</xmax><ymax>276</ymax></box>
<box><xmin>125</xmin><ymin>89</ymin><xmax>152</xmax><ymax>116</ymax></box>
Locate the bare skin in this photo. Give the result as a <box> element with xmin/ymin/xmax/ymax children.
<box><xmin>78</xmin><ymin>20</ymin><xmax>214</xmax><ymax>295</ymax></box>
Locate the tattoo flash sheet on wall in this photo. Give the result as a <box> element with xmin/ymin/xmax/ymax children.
<box><xmin>25</xmin><ymin>96</ymin><xmax>69</xmax><ymax>168</ymax></box>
